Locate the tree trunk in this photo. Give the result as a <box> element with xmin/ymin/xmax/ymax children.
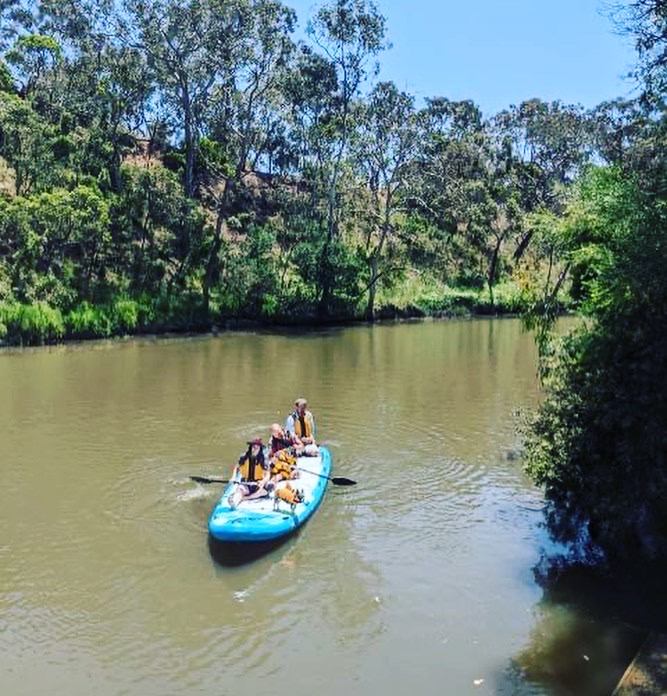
<box><xmin>489</xmin><ymin>237</ymin><xmax>502</xmax><ymax>304</ymax></box>
<box><xmin>182</xmin><ymin>82</ymin><xmax>195</xmax><ymax>198</ymax></box>
<box><xmin>365</xmin><ymin>253</ymin><xmax>379</xmax><ymax>320</ymax></box>
<box><xmin>203</xmin><ymin>180</ymin><xmax>233</xmax><ymax>314</ymax></box>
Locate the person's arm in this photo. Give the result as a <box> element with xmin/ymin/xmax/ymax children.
<box><xmin>233</xmin><ymin>454</ymin><xmax>244</xmax><ymax>479</ymax></box>
<box><xmin>285</xmin><ymin>414</ymin><xmax>295</xmax><ymax>437</ymax></box>
<box><xmin>261</xmin><ymin>463</ymin><xmax>271</xmax><ymax>488</ymax></box>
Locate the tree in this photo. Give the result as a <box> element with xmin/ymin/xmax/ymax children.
<box><xmin>0</xmin><ymin>184</ymin><xmax>111</xmax><ymax>306</ymax></box>
<box><xmin>4</xmin><ymin>33</ymin><xmax>62</xmax><ymax>96</ymax></box>
<box><xmin>408</xmin><ymin>98</ymin><xmax>506</xmax><ymax>292</ymax></box>
<box><xmin>125</xmin><ymin>0</ymin><xmax>254</xmax><ymax>197</ymax></box>
<box><xmin>352</xmin><ymin>81</ymin><xmax>419</xmax><ymax>319</ymax></box>
<box><xmin>523</xmin><ymin>166</ymin><xmax>667</xmax><ymax>561</ymax></box>
<box><xmin>589</xmin><ymin>98</ymin><xmax>648</xmax><ymax>166</ymax></box>
<box><xmin>614</xmin><ymin>0</ymin><xmax>667</xmax><ymax>100</ymax></box>
<box><xmin>0</xmin><ymin>93</ymin><xmax>58</xmax><ymax>195</ymax></box>
<box><xmin>306</xmin><ymin>0</ymin><xmax>387</xmax><ymax>316</ymax></box>
<box><xmin>493</xmin><ymin>99</ymin><xmax>593</xmax><ymax>263</ymax></box>
<box><xmin>200</xmin><ymin>0</ymin><xmax>296</xmax><ymax>312</ymax></box>
<box><xmin>113</xmin><ymin>164</ymin><xmax>208</xmax><ymax>295</ymax></box>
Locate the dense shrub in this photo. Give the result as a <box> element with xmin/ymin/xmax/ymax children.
<box><xmin>0</xmin><ymin>301</ymin><xmax>65</xmax><ymax>345</ymax></box>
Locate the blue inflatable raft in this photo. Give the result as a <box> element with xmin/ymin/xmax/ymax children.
<box><xmin>208</xmin><ymin>446</ymin><xmax>332</xmax><ymax>542</ymax></box>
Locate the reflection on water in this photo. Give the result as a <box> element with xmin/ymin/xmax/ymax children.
<box><xmin>507</xmin><ymin>559</ymin><xmax>667</xmax><ymax>696</ymax></box>
<box><xmin>0</xmin><ymin>318</ymin><xmax>657</xmax><ymax>695</ymax></box>
<box><xmin>513</xmin><ymin>603</ymin><xmax>644</xmax><ymax>696</ymax></box>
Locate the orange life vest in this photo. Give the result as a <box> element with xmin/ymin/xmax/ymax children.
<box><xmin>272</xmin><ymin>449</ymin><xmax>298</xmax><ymax>479</ymax></box>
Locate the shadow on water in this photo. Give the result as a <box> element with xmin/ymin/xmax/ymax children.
<box><xmin>502</xmin><ymin>558</ymin><xmax>667</xmax><ymax>696</ymax></box>
<box><xmin>207</xmin><ymin>531</ymin><xmax>299</xmax><ymax>567</ymax></box>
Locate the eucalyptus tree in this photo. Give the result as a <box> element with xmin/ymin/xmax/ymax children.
<box><xmin>0</xmin><ymin>0</ymin><xmax>112</xmax><ymax>57</ymax></box>
<box><xmin>305</xmin><ymin>0</ymin><xmax>387</xmax><ymax>316</ymax></box>
<box><xmin>352</xmin><ymin>81</ymin><xmax>419</xmax><ymax>319</ymax></box>
<box><xmin>588</xmin><ymin>98</ymin><xmax>648</xmax><ymax>166</ymax></box>
<box><xmin>74</xmin><ymin>43</ymin><xmax>154</xmax><ymax>190</ymax></box>
<box><xmin>200</xmin><ymin>0</ymin><xmax>296</xmax><ymax>311</ymax></box>
<box><xmin>493</xmin><ymin>99</ymin><xmax>593</xmax><ymax>262</ymax></box>
<box><xmin>0</xmin><ymin>93</ymin><xmax>58</xmax><ymax>194</ymax></box>
<box><xmin>4</xmin><ymin>32</ymin><xmax>61</xmax><ymax>108</ymax></box>
<box><xmin>0</xmin><ymin>1</ymin><xmax>34</xmax><ymax>51</ymax></box>
<box><xmin>408</xmin><ymin>98</ymin><xmax>506</xmax><ymax>290</ymax></box>
<box><xmin>124</xmin><ymin>0</ymin><xmax>255</xmax><ymax>198</ymax></box>
<box><xmin>614</xmin><ymin>0</ymin><xmax>667</xmax><ymax>100</ymax></box>
<box><xmin>271</xmin><ymin>44</ymin><xmax>339</xmax><ymax>312</ymax></box>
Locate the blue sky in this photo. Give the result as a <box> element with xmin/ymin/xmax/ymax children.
<box><xmin>287</xmin><ymin>0</ymin><xmax>640</xmax><ymax>115</ymax></box>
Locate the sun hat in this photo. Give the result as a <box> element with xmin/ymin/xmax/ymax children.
<box><xmin>294</xmin><ymin>397</ymin><xmax>307</xmax><ymax>407</ymax></box>
<box><xmin>247</xmin><ymin>437</ymin><xmax>263</xmax><ymax>446</ymax></box>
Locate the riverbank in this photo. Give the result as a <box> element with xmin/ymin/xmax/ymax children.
<box><xmin>0</xmin><ymin>282</ymin><xmax>548</xmax><ymax>348</ymax></box>
<box><xmin>613</xmin><ymin>632</ymin><xmax>667</xmax><ymax>695</ymax></box>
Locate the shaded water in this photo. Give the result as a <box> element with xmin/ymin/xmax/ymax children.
<box><xmin>0</xmin><ymin>319</ymin><xmax>645</xmax><ymax>695</ymax></box>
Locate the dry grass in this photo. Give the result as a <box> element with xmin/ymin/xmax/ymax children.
<box><xmin>0</xmin><ymin>156</ymin><xmax>15</xmax><ymax>196</ymax></box>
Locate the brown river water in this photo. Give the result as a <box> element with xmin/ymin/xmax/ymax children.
<box><xmin>0</xmin><ymin>318</ymin><xmax>646</xmax><ymax>695</ymax></box>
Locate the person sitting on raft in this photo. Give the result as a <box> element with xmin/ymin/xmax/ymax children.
<box><xmin>268</xmin><ymin>423</ymin><xmax>301</xmax><ymax>484</ymax></box>
<box><xmin>228</xmin><ymin>438</ymin><xmax>270</xmax><ymax>508</ymax></box>
<box><xmin>285</xmin><ymin>397</ymin><xmax>318</xmax><ymax>455</ymax></box>
<box><xmin>269</xmin><ymin>422</ymin><xmax>303</xmax><ymax>457</ymax></box>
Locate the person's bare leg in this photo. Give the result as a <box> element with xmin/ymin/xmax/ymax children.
<box><xmin>245</xmin><ymin>485</ymin><xmax>268</xmax><ymax>500</ymax></box>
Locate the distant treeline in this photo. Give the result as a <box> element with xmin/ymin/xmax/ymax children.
<box><xmin>0</xmin><ymin>0</ymin><xmax>655</xmax><ymax>345</ymax></box>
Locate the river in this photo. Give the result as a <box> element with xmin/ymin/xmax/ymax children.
<box><xmin>0</xmin><ymin>318</ymin><xmax>644</xmax><ymax>695</ymax></box>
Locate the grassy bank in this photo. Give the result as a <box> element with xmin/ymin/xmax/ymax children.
<box><xmin>0</xmin><ymin>277</ymin><xmax>561</xmax><ymax>347</ymax></box>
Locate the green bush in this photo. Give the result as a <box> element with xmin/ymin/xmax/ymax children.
<box><xmin>65</xmin><ymin>302</ymin><xmax>112</xmax><ymax>339</ymax></box>
<box><xmin>0</xmin><ymin>301</ymin><xmax>65</xmax><ymax>345</ymax></box>
<box><xmin>110</xmin><ymin>297</ymin><xmax>139</xmax><ymax>333</ymax></box>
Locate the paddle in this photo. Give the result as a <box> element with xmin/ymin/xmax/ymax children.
<box><xmin>190</xmin><ymin>475</ymin><xmax>237</xmax><ymax>485</ymax></box>
<box><xmin>191</xmin><ymin>471</ymin><xmax>356</xmax><ymax>486</ymax></box>
<box><xmin>297</xmin><ymin>467</ymin><xmax>356</xmax><ymax>486</ymax></box>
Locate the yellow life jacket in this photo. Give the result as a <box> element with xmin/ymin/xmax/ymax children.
<box><xmin>292</xmin><ymin>411</ymin><xmax>313</xmax><ymax>439</ymax></box>
<box><xmin>238</xmin><ymin>454</ymin><xmax>266</xmax><ymax>482</ymax></box>
<box><xmin>272</xmin><ymin>449</ymin><xmax>297</xmax><ymax>479</ymax></box>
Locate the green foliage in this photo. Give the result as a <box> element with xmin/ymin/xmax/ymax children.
<box><xmin>218</xmin><ymin>223</ymin><xmax>282</xmax><ymax>319</ymax></box>
<box><xmin>0</xmin><ymin>0</ymin><xmax>625</xmax><ymax>347</ymax></box>
<box><xmin>65</xmin><ymin>301</ymin><xmax>112</xmax><ymax>338</ymax></box>
<box><xmin>0</xmin><ymin>300</ymin><xmax>65</xmax><ymax>345</ymax></box>
<box><xmin>0</xmin><ymin>93</ymin><xmax>59</xmax><ymax>194</ymax></box>
<box><xmin>523</xmin><ymin>166</ymin><xmax>667</xmax><ymax>562</ymax></box>
<box><xmin>0</xmin><ymin>60</ymin><xmax>14</xmax><ymax>93</ymax></box>
<box><xmin>110</xmin><ymin>297</ymin><xmax>140</xmax><ymax>333</ymax></box>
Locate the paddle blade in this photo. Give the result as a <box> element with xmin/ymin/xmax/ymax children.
<box><xmin>190</xmin><ymin>475</ymin><xmax>228</xmax><ymax>484</ymax></box>
<box><xmin>331</xmin><ymin>476</ymin><xmax>356</xmax><ymax>486</ymax></box>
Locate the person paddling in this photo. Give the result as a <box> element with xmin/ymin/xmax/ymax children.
<box><xmin>227</xmin><ymin>438</ymin><xmax>270</xmax><ymax>508</ymax></box>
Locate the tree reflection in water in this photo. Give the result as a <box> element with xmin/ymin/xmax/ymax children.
<box><xmin>508</xmin><ymin>558</ymin><xmax>667</xmax><ymax>695</ymax></box>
